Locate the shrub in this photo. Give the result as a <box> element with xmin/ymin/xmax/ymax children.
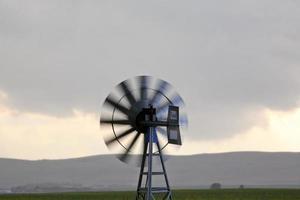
<box><xmin>210</xmin><ymin>183</ymin><xmax>221</xmax><ymax>189</ymax></box>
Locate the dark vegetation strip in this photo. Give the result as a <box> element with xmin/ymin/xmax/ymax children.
<box><xmin>0</xmin><ymin>189</ymin><xmax>300</xmax><ymax>200</ymax></box>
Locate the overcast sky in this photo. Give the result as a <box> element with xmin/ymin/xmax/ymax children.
<box><xmin>0</xmin><ymin>0</ymin><xmax>300</xmax><ymax>159</ymax></box>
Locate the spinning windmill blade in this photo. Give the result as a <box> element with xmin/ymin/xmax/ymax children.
<box><xmin>100</xmin><ymin>76</ymin><xmax>188</xmax><ymax>200</ymax></box>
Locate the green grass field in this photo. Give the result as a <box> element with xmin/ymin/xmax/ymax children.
<box><xmin>0</xmin><ymin>189</ymin><xmax>300</xmax><ymax>200</ymax></box>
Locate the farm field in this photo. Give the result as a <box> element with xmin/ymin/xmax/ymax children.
<box><xmin>0</xmin><ymin>189</ymin><xmax>300</xmax><ymax>200</ymax></box>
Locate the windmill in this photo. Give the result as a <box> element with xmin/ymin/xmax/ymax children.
<box><xmin>100</xmin><ymin>76</ymin><xmax>188</xmax><ymax>200</ymax></box>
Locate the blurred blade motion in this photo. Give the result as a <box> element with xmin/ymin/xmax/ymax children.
<box><xmin>104</xmin><ymin>96</ymin><xmax>129</xmax><ymax>116</ymax></box>
<box><xmin>105</xmin><ymin>127</ymin><xmax>136</xmax><ymax>146</ymax></box>
<box><xmin>117</xmin><ymin>80</ymin><xmax>136</xmax><ymax>106</ymax></box>
<box><xmin>119</xmin><ymin>132</ymin><xmax>141</xmax><ymax>162</ymax></box>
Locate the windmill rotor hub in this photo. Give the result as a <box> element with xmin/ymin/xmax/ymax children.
<box><xmin>126</xmin><ymin>100</ymin><xmax>150</xmax><ymax>131</ymax></box>
<box><xmin>135</xmin><ymin>105</ymin><xmax>156</xmax><ymax>134</ymax></box>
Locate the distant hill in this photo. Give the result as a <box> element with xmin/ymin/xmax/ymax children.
<box><xmin>0</xmin><ymin>152</ymin><xmax>299</xmax><ymax>192</ymax></box>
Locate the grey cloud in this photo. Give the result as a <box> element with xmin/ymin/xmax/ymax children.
<box><xmin>1</xmin><ymin>0</ymin><xmax>300</xmax><ymax>139</ymax></box>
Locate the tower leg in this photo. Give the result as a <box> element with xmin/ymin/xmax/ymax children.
<box><xmin>156</xmin><ymin>141</ymin><xmax>173</xmax><ymax>200</ymax></box>
<box><xmin>136</xmin><ymin>135</ymin><xmax>148</xmax><ymax>200</ymax></box>
<box><xmin>146</xmin><ymin>127</ymin><xmax>153</xmax><ymax>200</ymax></box>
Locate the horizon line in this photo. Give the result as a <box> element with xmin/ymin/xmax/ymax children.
<box><xmin>1</xmin><ymin>150</ymin><xmax>300</xmax><ymax>162</ymax></box>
